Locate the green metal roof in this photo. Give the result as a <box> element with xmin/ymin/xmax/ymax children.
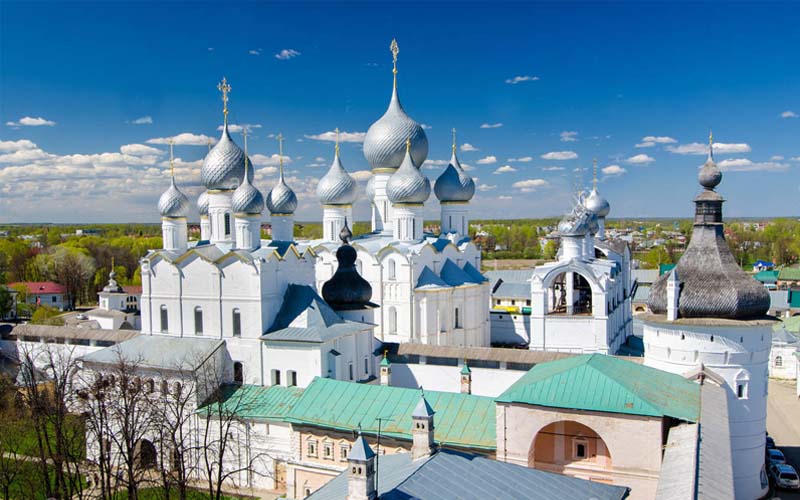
<box><xmin>659</xmin><ymin>263</ymin><xmax>676</xmax><ymax>276</ymax></box>
<box><xmin>754</xmin><ymin>270</ymin><xmax>780</xmax><ymax>283</ymax></box>
<box><xmin>197</xmin><ymin>384</ymin><xmax>304</xmax><ymax>420</ymax></box>
<box><xmin>284</xmin><ymin>377</ymin><xmax>496</xmax><ymax>450</ymax></box>
<box><xmin>780</xmin><ymin>315</ymin><xmax>800</xmax><ymax>334</ymax></box>
<box><xmin>496</xmin><ymin>354</ymin><xmax>700</xmax><ymax>422</ymax></box>
<box><xmin>778</xmin><ymin>267</ymin><xmax>800</xmax><ymax>281</ymax></box>
<box><xmin>790</xmin><ymin>290</ymin><xmax>800</xmax><ymax>308</ymax></box>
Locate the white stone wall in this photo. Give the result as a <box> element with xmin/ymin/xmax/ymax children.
<box><xmin>643</xmin><ymin>320</ymin><xmax>773</xmax><ymax>500</ymax></box>
<box><xmin>769</xmin><ymin>343</ymin><xmax>798</xmax><ymax>380</ymax></box>
<box><xmin>388</xmin><ymin>362</ymin><xmax>525</xmax><ymax>397</ymax></box>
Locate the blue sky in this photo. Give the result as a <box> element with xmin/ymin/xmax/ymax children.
<box><xmin>1</xmin><ymin>1</ymin><xmax>799</xmax><ymax>223</ymax></box>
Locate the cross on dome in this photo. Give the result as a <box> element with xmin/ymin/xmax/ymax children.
<box><xmin>217</xmin><ymin>77</ymin><xmax>231</xmax><ymax>124</ymax></box>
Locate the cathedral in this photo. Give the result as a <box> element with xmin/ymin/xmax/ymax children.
<box><xmin>140</xmin><ymin>40</ymin><xmax>490</xmax><ymax>388</ymax></box>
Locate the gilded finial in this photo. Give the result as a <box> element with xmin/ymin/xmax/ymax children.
<box><xmin>277</xmin><ymin>133</ymin><xmax>285</xmax><ymax>180</ymax></box>
<box><xmin>168</xmin><ymin>138</ymin><xmax>175</xmax><ymax>179</ymax></box>
<box><xmin>383</xmin><ymin>349</ymin><xmax>388</xmax><ymax>359</ymax></box>
<box><xmin>708</xmin><ymin>129</ymin><xmax>714</xmax><ymax>160</ymax></box>
<box><xmin>592</xmin><ymin>158</ymin><xmax>598</xmax><ymax>190</ymax></box>
<box><xmin>451</xmin><ymin>127</ymin><xmax>457</xmax><ymax>155</ymax></box>
<box><xmin>335</xmin><ymin>127</ymin><xmax>340</xmax><ymax>156</ymax></box>
<box><xmin>390</xmin><ymin>38</ymin><xmax>399</xmax><ymax>89</ymax></box>
<box><xmin>217</xmin><ymin>77</ymin><xmax>231</xmax><ymax>126</ymax></box>
<box><xmin>406</xmin><ymin>136</ymin><xmax>411</xmax><ymax>154</ymax></box>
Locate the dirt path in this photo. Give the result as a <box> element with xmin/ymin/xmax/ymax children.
<box><xmin>767</xmin><ymin>379</ymin><xmax>800</xmax><ymax>499</ymax></box>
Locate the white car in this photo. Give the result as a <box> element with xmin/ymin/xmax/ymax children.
<box><xmin>770</xmin><ymin>463</ymin><xmax>800</xmax><ymax>490</ymax></box>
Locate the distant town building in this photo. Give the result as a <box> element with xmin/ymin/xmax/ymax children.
<box><xmin>9</xmin><ymin>281</ymin><xmax>68</xmax><ymax>310</ymax></box>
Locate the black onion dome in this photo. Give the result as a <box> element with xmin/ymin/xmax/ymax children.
<box><xmin>322</xmin><ymin>225</ymin><xmax>373</xmax><ymax>310</ymax></box>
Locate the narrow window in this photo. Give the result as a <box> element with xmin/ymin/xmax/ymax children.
<box><xmin>455</xmin><ymin>307</ymin><xmax>461</xmax><ymax>329</ymax></box>
<box><xmin>233</xmin><ymin>362</ymin><xmax>243</xmax><ymax>384</ymax></box>
<box><xmin>271</xmin><ymin>369</ymin><xmax>281</xmax><ymax>386</ymax></box>
<box><xmin>224</xmin><ymin>213</ymin><xmax>231</xmax><ymax>237</ymax></box>
<box><xmin>288</xmin><ymin>370</ymin><xmax>297</xmax><ymax>387</ymax></box>
<box><xmin>388</xmin><ymin>307</ymin><xmax>397</xmax><ymax>334</ymax></box>
<box><xmin>307</xmin><ymin>440</ymin><xmax>317</xmax><ymax>457</ymax></box>
<box><xmin>232</xmin><ymin>308</ymin><xmax>241</xmax><ymax>337</ymax></box>
<box><xmin>364</xmin><ymin>357</ymin><xmax>369</xmax><ymax>375</ymax></box>
<box><xmin>412</xmin><ymin>218</ymin><xmax>417</xmax><ymax>237</ymax></box>
<box><xmin>348</xmin><ymin>363</ymin><xmax>354</xmax><ymax>381</ymax></box>
<box><xmin>340</xmin><ymin>445</ymin><xmax>349</xmax><ymax>460</ymax></box>
<box><xmin>160</xmin><ymin>305</ymin><xmax>168</xmax><ymax>333</ymax></box>
<box><xmin>737</xmin><ymin>384</ymin><xmax>745</xmax><ymax>398</ymax></box>
<box><xmin>388</xmin><ymin>259</ymin><xmax>396</xmax><ymax>280</ymax></box>
<box><xmin>576</xmin><ymin>443</ymin><xmax>586</xmax><ymax>458</ymax></box>
<box><xmin>775</xmin><ymin>356</ymin><xmax>783</xmax><ymax>367</ymax></box>
<box><xmin>194</xmin><ymin>306</ymin><xmax>203</xmax><ymax>335</ymax></box>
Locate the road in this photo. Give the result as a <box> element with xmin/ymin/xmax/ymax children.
<box><xmin>767</xmin><ymin>379</ymin><xmax>800</xmax><ymax>499</ymax></box>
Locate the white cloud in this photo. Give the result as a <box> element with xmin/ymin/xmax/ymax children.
<box><xmin>477</xmin><ymin>184</ymin><xmax>497</xmax><ymax>191</ymax></box>
<box><xmin>0</xmin><ymin>139</ymin><xmax>38</xmax><ymax>153</ymax></box>
<box><xmin>505</xmin><ymin>75</ymin><xmax>540</xmax><ymax>84</ymax></box>
<box><xmin>771</xmin><ymin>155</ymin><xmax>784</xmax><ymax>161</ymax></box>
<box><xmin>560</xmin><ymin>131</ymin><xmax>578</xmax><ymax>142</ymax></box>
<box><xmin>498</xmin><ymin>195</ymin><xmax>513</xmax><ymax>200</ymax></box>
<box><xmin>275</xmin><ymin>49</ymin><xmax>301</xmax><ymax>60</ymax></box>
<box><xmin>249</xmin><ymin>49</ymin><xmax>262</xmax><ymax>56</ymax></box>
<box><xmin>666</xmin><ymin>142</ymin><xmax>751</xmax><ymax>155</ymax></box>
<box><xmin>460</xmin><ymin>163</ymin><xmax>475</xmax><ymax>171</ymax></box>
<box><xmin>314</xmin><ymin>156</ymin><xmax>325</xmax><ymax>162</ymax></box>
<box><xmin>791</xmin><ymin>157</ymin><xmax>800</xmax><ymax>162</ymax></box>
<box><xmin>508</xmin><ymin>156</ymin><xmax>533</xmax><ymax>162</ymax></box>
<box><xmin>217</xmin><ymin>123</ymin><xmax>262</xmax><ymax>134</ymax></box>
<box><xmin>480</xmin><ymin>123</ymin><xmax>503</xmax><ymax>129</ymax></box>
<box><xmin>129</xmin><ymin>116</ymin><xmax>153</xmax><ymax>125</ymax></box>
<box><xmin>305</xmin><ymin>130</ymin><xmax>366</xmax><ymax>143</ymax></box>
<box><xmin>147</xmin><ymin>133</ymin><xmax>217</xmax><ymax>146</ymax></box>
<box><xmin>625</xmin><ymin>154</ymin><xmax>655</xmax><ymax>165</ymax></box>
<box><xmin>460</xmin><ymin>143</ymin><xmax>478</xmax><ymax>152</ymax></box>
<box><xmin>250</xmin><ymin>154</ymin><xmax>292</xmax><ymax>167</ymax></box>
<box><xmin>351</xmin><ymin>170</ymin><xmax>372</xmax><ymax>181</ymax></box>
<box><xmin>635</xmin><ymin>135</ymin><xmax>677</xmax><ymax>148</ymax></box>
<box><xmin>120</xmin><ymin>144</ymin><xmax>164</xmax><ymax>157</ymax></box>
<box><xmin>6</xmin><ymin>116</ymin><xmax>56</xmax><ymax>127</ymax></box>
<box><xmin>541</xmin><ymin>166</ymin><xmax>565</xmax><ymax>171</ymax></box>
<box><xmin>602</xmin><ymin>165</ymin><xmax>627</xmax><ymax>176</ymax></box>
<box><xmin>541</xmin><ymin>151</ymin><xmax>578</xmax><ymax>161</ymax></box>
<box><xmin>781</xmin><ymin>110</ymin><xmax>798</xmax><ymax>118</ymax></box>
<box><xmin>493</xmin><ymin>165</ymin><xmax>517</xmax><ymax>174</ymax></box>
<box><xmin>422</xmin><ymin>159</ymin><xmax>449</xmax><ymax>170</ymax></box>
<box><xmin>476</xmin><ymin>155</ymin><xmax>498</xmax><ymax>165</ymax></box>
<box><xmin>421</xmin><ymin>123</ymin><xmax>432</xmax><ymax>130</ymax></box>
<box><xmin>512</xmin><ymin>179</ymin><xmax>549</xmax><ymax>192</ymax></box>
<box><xmin>715</xmin><ymin>158</ymin><xmax>790</xmax><ymax>172</ymax></box>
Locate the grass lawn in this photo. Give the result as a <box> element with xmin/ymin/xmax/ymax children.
<box><xmin>1</xmin><ymin>459</ymin><xmax>85</xmax><ymax>500</ymax></box>
<box><xmin>122</xmin><ymin>487</ymin><xmax>257</xmax><ymax>500</ymax></box>
<box><xmin>12</xmin><ymin>413</ymin><xmax>86</xmax><ymax>460</ymax></box>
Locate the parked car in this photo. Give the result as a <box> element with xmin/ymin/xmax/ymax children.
<box><xmin>769</xmin><ymin>463</ymin><xmax>800</xmax><ymax>490</ymax></box>
<box><xmin>767</xmin><ymin>449</ymin><xmax>787</xmax><ymax>465</ymax></box>
<box><xmin>766</xmin><ymin>436</ymin><xmax>776</xmax><ymax>449</ymax></box>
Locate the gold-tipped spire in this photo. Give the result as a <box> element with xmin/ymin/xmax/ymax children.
<box><xmin>277</xmin><ymin>133</ymin><xmax>285</xmax><ymax>180</ymax></box>
<box><xmin>592</xmin><ymin>158</ymin><xmax>598</xmax><ymax>190</ymax></box>
<box><xmin>708</xmin><ymin>129</ymin><xmax>714</xmax><ymax>160</ymax></box>
<box><xmin>406</xmin><ymin>136</ymin><xmax>411</xmax><ymax>154</ymax></box>
<box><xmin>451</xmin><ymin>127</ymin><xmax>457</xmax><ymax>155</ymax></box>
<box><xmin>168</xmin><ymin>138</ymin><xmax>175</xmax><ymax>179</ymax></box>
<box><xmin>390</xmin><ymin>38</ymin><xmax>399</xmax><ymax>89</ymax></box>
<box><xmin>217</xmin><ymin>77</ymin><xmax>231</xmax><ymax>126</ymax></box>
<box><xmin>334</xmin><ymin>127</ymin><xmax>340</xmax><ymax>156</ymax></box>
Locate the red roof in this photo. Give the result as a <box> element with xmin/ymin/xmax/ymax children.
<box><xmin>9</xmin><ymin>281</ymin><xmax>67</xmax><ymax>295</ymax></box>
<box><xmin>122</xmin><ymin>285</ymin><xmax>142</xmax><ymax>295</ymax></box>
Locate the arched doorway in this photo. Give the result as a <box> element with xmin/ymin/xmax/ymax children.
<box><xmin>134</xmin><ymin>439</ymin><xmax>157</xmax><ymax>470</ymax></box>
<box><xmin>547</xmin><ymin>272</ymin><xmax>593</xmax><ymax>315</ymax></box>
<box><xmin>529</xmin><ymin>421</ymin><xmax>612</xmax><ymax>478</ymax></box>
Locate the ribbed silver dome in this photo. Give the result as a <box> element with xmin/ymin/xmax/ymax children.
<box><xmin>317</xmin><ymin>149</ymin><xmax>357</xmax><ymax>205</ymax></box>
<box><xmin>387</xmin><ymin>147</ymin><xmax>430</xmax><ymax>204</ymax></box>
<box><xmin>266</xmin><ymin>173</ymin><xmax>297</xmax><ymax>215</ymax></box>
<box><xmin>231</xmin><ymin>176</ymin><xmax>264</xmax><ymax>214</ymax></box>
<box><xmin>584</xmin><ymin>188</ymin><xmax>610</xmax><ymax>217</ymax></box>
<box><xmin>201</xmin><ymin>124</ymin><xmax>253</xmax><ymax>190</ymax></box>
<box><xmin>158</xmin><ymin>178</ymin><xmax>190</xmax><ymax>218</ymax></box>
<box><xmin>434</xmin><ymin>150</ymin><xmax>475</xmax><ymax>202</ymax></box>
<box><xmin>363</xmin><ymin>85</ymin><xmax>428</xmax><ymax>171</ymax></box>
<box><xmin>557</xmin><ymin>203</ymin><xmax>590</xmax><ymax>236</ymax></box>
<box><xmin>197</xmin><ymin>190</ymin><xmax>209</xmax><ymax>216</ymax></box>
<box><xmin>365</xmin><ymin>175</ymin><xmax>376</xmax><ymax>201</ymax></box>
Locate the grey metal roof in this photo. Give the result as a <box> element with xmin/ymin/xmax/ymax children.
<box><xmin>440</xmin><ymin>259</ymin><xmax>481</xmax><ymax>287</ymax></box>
<box><xmin>655</xmin><ymin>423</ymin><xmax>699</xmax><ymax>500</ymax></box>
<box><xmin>397</xmin><ymin>343</ymin><xmax>581</xmax><ymax>365</ymax></box>
<box><xmin>434</xmin><ymin>150</ymin><xmax>475</xmax><ymax>202</ymax></box>
<box><xmin>633</xmin><ymin>284</ymin><xmax>651</xmax><ymax>303</ymax></box>
<box><xmin>386</xmin><ymin>147</ymin><xmax>431</xmax><ymax>204</ymax></box>
<box><xmin>769</xmin><ymin>290</ymin><xmax>790</xmax><ymax>310</ymax></box>
<box><xmin>158</xmin><ymin>177</ymin><xmax>190</xmax><ymax>218</ymax></box>
<box><xmin>349</xmin><ymin>432</ymin><xmax>376</xmax><ymax>461</ymax></box>
<box><xmin>308</xmin><ymin>449</ymin><xmax>629</xmax><ymax>500</ymax></box>
<box><xmin>416</xmin><ymin>266</ymin><xmax>450</xmax><ymax>290</ymax></box>
<box><xmin>81</xmin><ymin>335</ymin><xmax>223</xmax><ymax>370</ymax></box>
<box><xmin>484</xmin><ymin>270</ymin><xmax>532</xmax><ymax>287</ymax></box>
<box><xmin>695</xmin><ymin>382</ymin><xmax>735</xmax><ymax>500</ymax></box>
<box><xmin>772</xmin><ymin>327</ymin><xmax>799</xmax><ymax>345</ymax></box>
<box><xmin>412</xmin><ymin>394</ymin><xmax>435</xmax><ymax>418</ymax></box>
<box><xmin>317</xmin><ymin>149</ymin><xmax>357</xmax><ymax>205</ymax></box>
<box><xmin>493</xmin><ymin>281</ymin><xmax>530</xmax><ymax>300</ymax></box>
<box><xmin>633</xmin><ymin>269</ymin><xmax>660</xmax><ymax>284</ymax></box>
<box><xmin>261</xmin><ymin>284</ymin><xmax>370</xmax><ymax>343</ymax></box>
<box><xmin>12</xmin><ymin>324</ymin><xmax>139</xmax><ymax>343</ymax></box>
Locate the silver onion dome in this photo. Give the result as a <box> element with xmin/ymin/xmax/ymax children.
<box><xmin>317</xmin><ymin>148</ymin><xmax>357</xmax><ymax>205</ymax></box>
<box><xmin>197</xmin><ymin>190</ymin><xmax>209</xmax><ymax>216</ymax></box>
<box><xmin>201</xmin><ymin>124</ymin><xmax>253</xmax><ymax>190</ymax></box>
<box><xmin>231</xmin><ymin>176</ymin><xmax>264</xmax><ymax>214</ymax></box>
<box><xmin>584</xmin><ymin>188</ymin><xmax>610</xmax><ymax>217</ymax></box>
<box><xmin>387</xmin><ymin>144</ymin><xmax>431</xmax><ymax>204</ymax></box>
<box><xmin>158</xmin><ymin>178</ymin><xmax>190</xmax><ymax>218</ymax></box>
<box><xmin>434</xmin><ymin>150</ymin><xmax>475</xmax><ymax>202</ymax></box>
<box><xmin>699</xmin><ymin>153</ymin><xmax>722</xmax><ymax>190</ymax></box>
<box><xmin>363</xmin><ymin>84</ymin><xmax>428</xmax><ymax>171</ymax></box>
<box><xmin>557</xmin><ymin>203</ymin><xmax>590</xmax><ymax>237</ymax></box>
<box><xmin>266</xmin><ymin>173</ymin><xmax>297</xmax><ymax>215</ymax></box>
<box><xmin>365</xmin><ymin>175</ymin><xmax>376</xmax><ymax>201</ymax></box>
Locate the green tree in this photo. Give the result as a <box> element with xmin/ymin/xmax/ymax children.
<box><xmin>30</xmin><ymin>305</ymin><xmax>63</xmax><ymax>326</ymax></box>
<box><xmin>0</xmin><ymin>288</ymin><xmax>13</xmax><ymax>320</ymax></box>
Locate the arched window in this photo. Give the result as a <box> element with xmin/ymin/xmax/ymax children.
<box><xmin>387</xmin><ymin>259</ymin><xmax>396</xmax><ymax>280</ymax></box>
<box><xmin>194</xmin><ymin>306</ymin><xmax>203</xmax><ymax>336</ymax></box>
<box><xmin>145</xmin><ymin>379</ymin><xmax>155</xmax><ymax>393</ymax></box>
<box><xmin>735</xmin><ymin>370</ymin><xmax>750</xmax><ymax>399</ymax></box>
<box><xmin>224</xmin><ymin>213</ymin><xmax>231</xmax><ymax>237</ymax></box>
<box><xmin>232</xmin><ymin>308</ymin><xmax>241</xmax><ymax>337</ymax></box>
<box><xmin>388</xmin><ymin>306</ymin><xmax>397</xmax><ymax>334</ymax></box>
<box><xmin>454</xmin><ymin>307</ymin><xmax>461</xmax><ymax>329</ymax></box>
<box><xmin>160</xmin><ymin>305</ymin><xmax>168</xmax><ymax>333</ymax></box>
<box><xmin>233</xmin><ymin>362</ymin><xmax>243</xmax><ymax>384</ymax></box>
<box><xmin>775</xmin><ymin>356</ymin><xmax>783</xmax><ymax>367</ymax></box>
